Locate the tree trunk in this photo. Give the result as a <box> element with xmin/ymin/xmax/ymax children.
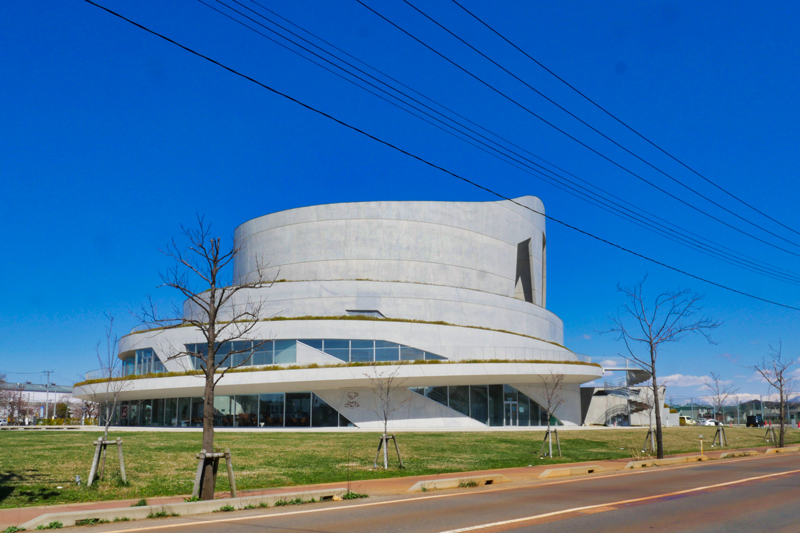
<box><xmin>651</xmin><ymin>366</ymin><xmax>664</xmax><ymax>459</ymax></box>
<box><xmin>200</xmin><ymin>372</ymin><xmax>216</xmax><ymax>500</ymax></box>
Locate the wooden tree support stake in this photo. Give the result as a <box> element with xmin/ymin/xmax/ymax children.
<box><xmin>764</xmin><ymin>426</ymin><xmax>778</xmax><ymax>443</ymax></box>
<box><xmin>373</xmin><ymin>434</ymin><xmax>404</xmax><ymax>469</ymax></box>
<box><xmin>87</xmin><ymin>438</ymin><xmax>126</xmax><ymax>487</ymax></box>
<box><xmin>192</xmin><ymin>449</ymin><xmax>236</xmax><ymax>499</ymax></box>
<box><xmin>712</xmin><ymin>426</ymin><xmax>727</xmax><ymax>447</ymax></box>
<box><xmin>540</xmin><ymin>428</ymin><xmax>561</xmax><ymax>458</ymax></box>
<box><xmin>642</xmin><ymin>428</ymin><xmax>656</xmax><ymax>454</ymax></box>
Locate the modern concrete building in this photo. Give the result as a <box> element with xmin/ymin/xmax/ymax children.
<box><xmin>74</xmin><ymin>197</ymin><xmax>602</xmax><ymax>429</ymax></box>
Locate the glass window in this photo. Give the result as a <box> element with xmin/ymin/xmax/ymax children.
<box><xmin>152</xmin><ymin>358</ymin><xmax>166</xmax><ymax>374</ymax></box>
<box><xmin>122</xmin><ymin>356</ymin><xmax>136</xmax><ymax>377</ymax></box>
<box><xmin>488</xmin><ymin>385</ymin><xmax>504</xmax><ymax>426</ymax></box>
<box><xmin>151</xmin><ymin>399</ymin><xmax>164</xmax><ymax>427</ymax></box>
<box><xmin>400</xmin><ymin>346</ymin><xmax>425</xmax><ymax>361</ymax></box>
<box><xmin>274</xmin><ymin>340</ymin><xmax>297</xmax><ymax>364</ymax></box>
<box><xmin>503</xmin><ymin>385</ymin><xmax>518</xmax><ymax>402</ymax></box>
<box><xmin>339</xmin><ymin>413</ymin><xmax>356</xmax><ymax>427</ymax></box>
<box><xmin>298</xmin><ymin>339</ymin><xmax>323</xmax><ymax>350</ymax></box>
<box><xmin>529</xmin><ymin>400</ymin><xmax>540</xmax><ymax>426</ymax></box>
<box><xmin>191</xmin><ymin>397</ymin><xmax>204</xmax><ymax>427</ymax></box>
<box><xmin>312</xmin><ymin>394</ymin><xmax>339</xmax><ymax>427</ymax></box>
<box><xmin>469</xmin><ymin>386</ymin><xmax>489</xmax><ymax>424</ymax></box>
<box><xmin>165</xmin><ymin>398</ymin><xmax>178</xmax><ymax>427</ymax></box>
<box><xmin>118</xmin><ymin>401</ymin><xmax>130</xmax><ymax>426</ymax></box>
<box><xmin>216</xmin><ymin>342</ymin><xmax>232</xmax><ymax>368</ymax></box>
<box><xmin>177</xmin><ymin>398</ymin><xmax>191</xmax><ymax>427</ymax></box>
<box><xmin>425</xmin><ymin>386</ymin><xmax>448</xmax><ymax>406</ymax></box>
<box><xmin>137</xmin><ymin>349</ymin><xmax>154</xmax><ymax>375</ymax></box>
<box><xmin>323</xmin><ymin>340</ymin><xmax>350</xmax><ymax>362</ymax></box>
<box><xmin>375</xmin><ymin>341</ymin><xmax>400</xmax><ymax>362</ymax></box>
<box><xmin>516</xmin><ymin>391</ymin><xmax>531</xmax><ymax>427</ymax></box>
<box><xmin>259</xmin><ymin>393</ymin><xmax>284</xmax><ymax>427</ymax></box>
<box><xmin>214</xmin><ymin>395</ymin><xmax>233</xmax><ymax>427</ymax></box>
<box><xmin>449</xmin><ymin>386</ymin><xmax>470</xmax><ymax>416</ymax></box>
<box><xmin>128</xmin><ymin>401</ymin><xmax>139</xmax><ymax>427</ymax></box>
<box><xmin>285</xmin><ymin>392</ymin><xmax>311</xmax><ymax>427</ymax></box>
<box><xmin>424</xmin><ymin>352</ymin><xmax>446</xmax><ymax>360</ymax></box>
<box><xmin>229</xmin><ymin>341</ymin><xmax>252</xmax><ymax>367</ymax></box>
<box><xmin>234</xmin><ymin>395</ymin><xmax>259</xmax><ymax>427</ymax></box>
<box><xmin>350</xmin><ymin>340</ymin><xmax>374</xmax><ymax>362</ymax></box>
<box><xmin>252</xmin><ymin>341</ymin><xmax>273</xmax><ymax>366</ymax></box>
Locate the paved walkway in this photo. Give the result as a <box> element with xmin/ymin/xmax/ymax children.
<box><xmin>0</xmin><ymin>445</ymin><xmax>776</xmax><ymax>529</ymax></box>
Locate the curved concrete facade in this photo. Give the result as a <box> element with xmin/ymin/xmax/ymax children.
<box><xmin>75</xmin><ymin>197</ymin><xmax>600</xmax><ymax>429</ymax></box>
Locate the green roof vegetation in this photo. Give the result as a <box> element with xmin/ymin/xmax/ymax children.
<box><xmin>74</xmin><ymin>358</ymin><xmax>600</xmax><ymax>388</ymax></box>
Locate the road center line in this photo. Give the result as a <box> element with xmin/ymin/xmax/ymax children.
<box><xmin>435</xmin><ymin>467</ymin><xmax>800</xmax><ymax>533</ymax></box>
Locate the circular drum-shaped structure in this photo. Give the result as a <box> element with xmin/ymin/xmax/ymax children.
<box><xmin>75</xmin><ymin>197</ymin><xmax>601</xmax><ymax>429</ymax></box>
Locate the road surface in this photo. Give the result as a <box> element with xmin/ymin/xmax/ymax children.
<box><xmin>86</xmin><ymin>453</ymin><xmax>800</xmax><ymax>532</ymax></box>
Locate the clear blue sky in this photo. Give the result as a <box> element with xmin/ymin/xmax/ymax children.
<box><xmin>1</xmin><ymin>1</ymin><xmax>798</xmax><ymax>404</ymax></box>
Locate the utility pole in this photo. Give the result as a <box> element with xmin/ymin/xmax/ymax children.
<box><xmin>42</xmin><ymin>371</ymin><xmax>53</xmax><ymax>421</ymax></box>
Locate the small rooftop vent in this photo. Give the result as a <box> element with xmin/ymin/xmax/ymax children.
<box><xmin>346</xmin><ymin>310</ymin><xmax>385</xmax><ymax>318</ymax></box>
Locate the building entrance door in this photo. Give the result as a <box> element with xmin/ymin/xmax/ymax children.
<box><xmin>504</xmin><ymin>402</ymin><xmax>518</xmax><ymax>426</ymax></box>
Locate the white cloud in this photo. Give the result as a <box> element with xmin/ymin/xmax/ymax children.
<box><xmin>600</xmin><ymin>359</ymin><xmax>618</xmax><ymax>368</ymax></box>
<box><xmin>661</xmin><ymin>374</ymin><xmax>711</xmax><ymax>388</ymax></box>
<box><xmin>581</xmin><ymin>334</ymin><xmax>592</xmax><ymax>340</ymax></box>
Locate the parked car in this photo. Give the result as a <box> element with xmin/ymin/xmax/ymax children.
<box><xmin>746</xmin><ymin>415</ymin><xmax>765</xmax><ymax>427</ymax></box>
<box><xmin>702</xmin><ymin>419</ymin><xmax>721</xmax><ymax>426</ymax></box>
<box><xmin>679</xmin><ymin>416</ymin><xmax>697</xmax><ymax>426</ymax></box>
<box><xmin>695</xmin><ymin>417</ymin><xmax>707</xmax><ymax>426</ymax></box>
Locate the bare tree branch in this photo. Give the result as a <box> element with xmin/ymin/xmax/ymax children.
<box><xmin>605</xmin><ymin>276</ymin><xmax>720</xmax><ymax>458</ymax></box>
<box><xmin>753</xmin><ymin>341</ymin><xmax>797</xmax><ymax>447</ymax></box>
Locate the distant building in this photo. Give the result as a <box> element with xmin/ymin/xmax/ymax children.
<box><xmin>0</xmin><ymin>381</ymin><xmax>76</xmax><ymax>424</ymax></box>
<box><xmin>74</xmin><ymin>197</ymin><xmax>602</xmax><ymax>429</ymax></box>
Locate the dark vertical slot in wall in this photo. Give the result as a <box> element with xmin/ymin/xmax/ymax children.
<box><xmin>515</xmin><ymin>239</ymin><xmax>533</xmax><ymax>303</ymax></box>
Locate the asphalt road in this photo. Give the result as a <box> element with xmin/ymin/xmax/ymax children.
<box><xmin>92</xmin><ymin>453</ymin><xmax>800</xmax><ymax>533</ymax></box>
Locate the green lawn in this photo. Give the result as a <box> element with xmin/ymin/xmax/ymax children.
<box><xmin>0</xmin><ymin>427</ymin><xmax>796</xmax><ymax>509</ymax></box>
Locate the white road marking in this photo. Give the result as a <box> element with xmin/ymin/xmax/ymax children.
<box><xmin>435</xmin><ymin>468</ymin><xmax>800</xmax><ymax>532</ymax></box>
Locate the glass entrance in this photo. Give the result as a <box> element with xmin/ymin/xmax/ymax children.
<box><xmin>504</xmin><ymin>402</ymin><xmax>518</xmax><ymax>426</ymax></box>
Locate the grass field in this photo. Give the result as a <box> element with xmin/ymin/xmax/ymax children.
<box><xmin>1</xmin><ymin>427</ymin><xmax>797</xmax><ymax>509</ymax></box>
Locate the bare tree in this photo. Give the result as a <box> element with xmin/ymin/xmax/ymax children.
<box><xmin>90</xmin><ymin>315</ymin><xmax>132</xmax><ymax>440</ymax></box>
<box><xmin>138</xmin><ymin>216</ymin><xmax>272</xmax><ymax>500</ymax></box>
<box><xmin>609</xmin><ymin>276</ymin><xmax>720</xmax><ymax>459</ymax></box>
<box><xmin>703</xmin><ymin>372</ymin><xmax>739</xmax><ymax>424</ymax></box>
<box><xmin>753</xmin><ymin>341</ymin><xmax>797</xmax><ymax>448</ymax></box>
<box><xmin>0</xmin><ymin>373</ymin><xmax>8</xmax><ymax>423</ymax></box>
<box><xmin>539</xmin><ymin>370</ymin><xmax>565</xmax><ymax>458</ymax></box>
<box><xmin>364</xmin><ymin>364</ymin><xmax>408</xmax><ymax>469</ymax></box>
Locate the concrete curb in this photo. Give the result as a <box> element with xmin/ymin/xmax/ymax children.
<box><xmin>718</xmin><ymin>450</ymin><xmax>760</xmax><ymax>459</ymax></box>
<box><xmin>538</xmin><ymin>465</ymin><xmax>604</xmax><ymax>479</ymax></box>
<box><xmin>407</xmin><ymin>475</ymin><xmax>510</xmax><ymax>493</ymax></box>
<box><xmin>20</xmin><ymin>488</ymin><xmax>347</xmax><ymax>530</ymax></box>
<box><xmin>625</xmin><ymin>456</ymin><xmax>708</xmax><ymax>469</ymax></box>
<box><xmin>764</xmin><ymin>446</ymin><xmax>800</xmax><ymax>454</ymax></box>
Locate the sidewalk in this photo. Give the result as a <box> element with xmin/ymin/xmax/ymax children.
<box><xmin>0</xmin><ymin>444</ymin><xmax>783</xmax><ymax>529</ymax></box>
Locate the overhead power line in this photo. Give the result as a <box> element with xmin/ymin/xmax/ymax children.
<box><xmin>356</xmin><ymin>0</ymin><xmax>800</xmax><ymax>258</ymax></box>
<box><xmin>403</xmin><ymin>0</ymin><xmax>800</xmax><ymax>249</ymax></box>
<box><xmin>451</xmin><ymin>0</ymin><xmax>800</xmax><ymax>239</ymax></box>
<box><xmin>81</xmin><ymin>0</ymin><xmax>800</xmax><ymax>312</ymax></box>
<box><xmin>204</xmin><ymin>0</ymin><xmax>800</xmax><ymax>285</ymax></box>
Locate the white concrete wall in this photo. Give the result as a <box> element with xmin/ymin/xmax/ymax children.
<box><xmin>233</xmin><ymin>196</ymin><xmax>546</xmax><ymax>303</ymax></box>
<box><xmin>183</xmin><ymin>280</ymin><xmax>564</xmax><ymax>344</ymax></box>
